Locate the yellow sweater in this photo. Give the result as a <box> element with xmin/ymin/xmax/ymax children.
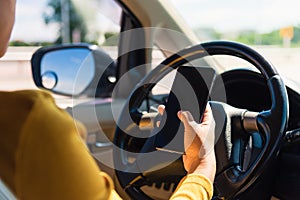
<box><xmin>0</xmin><ymin>90</ymin><xmax>212</xmax><ymax>200</ymax></box>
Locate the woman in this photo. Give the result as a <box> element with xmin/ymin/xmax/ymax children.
<box><xmin>0</xmin><ymin>1</ymin><xmax>216</xmax><ymax>199</ymax></box>
<box><xmin>0</xmin><ymin>0</ymin><xmax>16</xmax><ymax>57</ymax></box>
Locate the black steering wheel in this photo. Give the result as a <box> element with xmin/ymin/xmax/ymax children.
<box><xmin>113</xmin><ymin>41</ymin><xmax>289</xmax><ymax>199</ymax></box>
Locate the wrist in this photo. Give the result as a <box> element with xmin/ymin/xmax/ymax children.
<box><xmin>189</xmin><ymin>152</ymin><xmax>216</xmax><ymax>182</ymax></box>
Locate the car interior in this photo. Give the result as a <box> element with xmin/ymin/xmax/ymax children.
<box><xmin>1</xmin><ymin>0</ymin><xmax>300</xmax><ymax>199</ymax></box>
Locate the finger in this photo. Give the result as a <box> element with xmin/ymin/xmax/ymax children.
<box><xmin>156</xmin><ymin>105</ymin><xmax>165</xmax><ymax>127</ymax></box>
<box><xmin>201</xmin><ymin>103</ymin><xmax>212</xmax><ymax>125</ymax></box>
<box><xmin>157</xmin><ymin>105</ymin><xmax>165</xmax><ymax>115</ymax></box>
<box><xmin>156</xmin><ymin>121</ymin><xmax>161</xmax><ymax>127</ymax></box>
<box><xmin>177</xmin><ymin>110</ymin><xmax>195</xmax><ymax>125</ymax></box>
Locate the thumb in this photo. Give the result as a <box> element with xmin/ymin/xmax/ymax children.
<box><xmin>178</xmin><ymin>111</ymin><xmax>198</xmax><ymax>155</ymax></box>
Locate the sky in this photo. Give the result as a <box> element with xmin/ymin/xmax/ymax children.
<box><xmin>10</xmin><ymin>0</ymin><xmax>120</xmax><ymax>42</ymax></box>
<box><xmin>11</xmin><ymin>0</ymin><xmax>58</xmax><ymax>42</ymax></box>
<box><xmin>171</xmin><ymin>0</ymin><xmax>300</xmax><ymax>33</ymax></box>
<box><xmin>10</xmin><ymin>0</ymin><xmax>300</xmax><ymax>42</ymax></box>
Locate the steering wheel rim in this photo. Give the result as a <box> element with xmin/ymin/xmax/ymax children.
<box><xmin>114</xmin><ymin>41</ymin><xmax>289</xmax><ymax>199</ymax></box>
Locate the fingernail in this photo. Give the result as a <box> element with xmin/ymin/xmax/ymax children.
<box><xmin>177</xmin><ymin>111</ymin><xmax>182</xmax><ymax>120</ymax></box>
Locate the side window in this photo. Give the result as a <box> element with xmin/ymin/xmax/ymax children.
<box><xmin>70</xmin><ymin>0</ymin><xmax>122</xmax><ymax>59</ymax></box>
<box><xmin>152</xmin><ymin>46</ymin><xmax>166</xmax><ymax>67</ymax></box>
<box><xmin>151</xmin><ymin>46</ymin><xmax>170</xmax><ymax>95</ymax></box>
<box><xmin>0</xmin><ymin>0</ymin><xmax>121</xmax><ymax>91</ymax></box>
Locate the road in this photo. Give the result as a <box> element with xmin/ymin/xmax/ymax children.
<box><xmin>1</xmin><ymin>46</ymin><xmax>300</xmax><ymax>92</ymax></box>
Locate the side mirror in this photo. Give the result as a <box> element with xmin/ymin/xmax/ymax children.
<box><xmin>31</xmin><ymin>44</ymin><xmax>116</xmax><ymax>97</ymax></box>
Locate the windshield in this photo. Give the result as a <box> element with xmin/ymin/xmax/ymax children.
<box><xmin>170</xmin><ymin>0</ymin><xmax>300</xmax><ymax>85</ymax></box>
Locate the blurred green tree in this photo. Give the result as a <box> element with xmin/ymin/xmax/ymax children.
<box><xmin>261</xmin><ymin>30</ymin><xmax>281</xmax><ymax>45</ymax></box>
<box><xmin>43</xmin><ymin>0</ymin><xmax>88</xmax><ymax>44</ymax></box>
<box><xmin>291</xmin><ymin>26</ymin><xmax>300</xmax><ymax>46</ymax></box>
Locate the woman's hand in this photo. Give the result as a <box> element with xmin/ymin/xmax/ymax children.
<box><xmin>158</xmin><ymin>104</ymin><xmax>216</xmax><ymax>182</ymax></box>
<box><xmin>177</xmin><ymin>104</ymin><xmax>216</xmax><ymax>182</ymax></box>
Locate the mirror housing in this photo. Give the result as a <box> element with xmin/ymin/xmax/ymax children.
<box><xmin>31</xmin><ymin>44</ymin><xmax>116</xmax><ymax>97</ymax></box>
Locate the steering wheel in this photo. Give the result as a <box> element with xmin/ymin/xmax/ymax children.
<box><xmin>113</xmin><ymin>41</ymin><xmax>288</xmax><ymax>199</ymax></box>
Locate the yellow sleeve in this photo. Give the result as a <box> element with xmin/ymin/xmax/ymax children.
<box><xmin>0</xmin><ymin>90</ymin><xmax>122</xmax><ymax>200</ymax></box>
<box><xmin>170</xmin><ymin>174</ymin><xmax>213</xmax><ymax>200</ymax></box>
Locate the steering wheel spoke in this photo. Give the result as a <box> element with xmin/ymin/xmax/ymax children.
<box><xmin>214</xmin><ymin>166</ymin><xmax>243</xmax><ymax>198</ymax></box>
